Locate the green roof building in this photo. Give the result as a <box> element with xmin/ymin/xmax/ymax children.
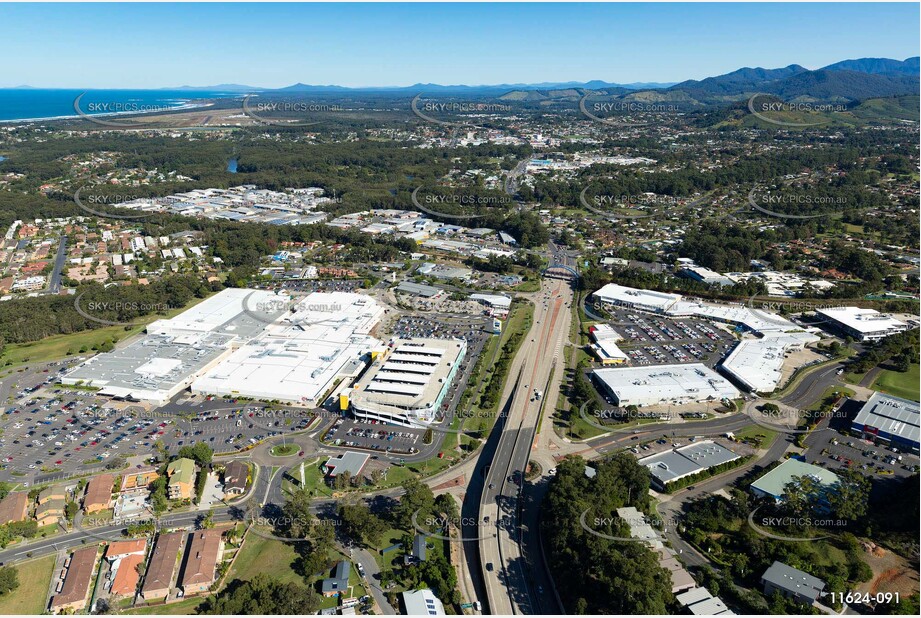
<box><xmin>750</xmin><ymin>459</ymin><xmax>840</xmax><ymax>502</ymax></box>
<box><xmin>166</xmin><ymin>458</ymin><xmax>196</xmax><ymax>500</ymax></box>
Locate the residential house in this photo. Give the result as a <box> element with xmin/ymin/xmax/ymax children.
<box><xmin>222</xmin><ymin>461</ymin><xmax>248</xmax><ymax>497</ymax></box>
<box><xmin>106</xmin><ymin>539</ymin><xmax>147</xmax><ymax>598</ymax></box>
<box><xmin>321</xmin><ymin>561</ymin><xmax>351</xmax><ymax>597</ymax></box>
<box><xmin>761</xmin><ymin>561</ymin><xmax>826</xmax><ymax>606</ymax></box>
<box><xmin>402</xmin><ymin>589</ymin><xmax>446</xmax><ymax>616</ymax></box>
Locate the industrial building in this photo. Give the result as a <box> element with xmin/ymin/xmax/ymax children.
<box><xmin>638</xmin><ymin>441</ymin><xmax>741</xmax><ymax>490</ymax></box>
<box><xmin>750</xmin><ymin>459</ymin><xmax>840</xmax><ymax>502</ymax></box>
<box><xmin>815</xmin><ymin>306</ymin><xmax>910</xmax><ymax>342</ymax></box>
<box><xmin>347</xmin><ymin>337</ymin><xmax>466</xmax><ymax>426</ymax></box>
<box><xmin>592</xmin><ymin>364</ymin><xmax>739</xmax><ymax>408</ymax></box>
<box><xmin>852</xmin><ymin>392</ymin><xmax>919</xmax><ymax>454</ymax></box>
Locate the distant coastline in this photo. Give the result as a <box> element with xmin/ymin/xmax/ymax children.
<box><xmin>0</xmin><ymin>89</ymin><xmax>239</xmax><ymax>123</ymax></box>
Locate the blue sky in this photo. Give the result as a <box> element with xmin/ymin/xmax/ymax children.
<box><xmin>2</xmin><ymin>2</ymin><xmax>918</xmax><ymax>88</ymax></box>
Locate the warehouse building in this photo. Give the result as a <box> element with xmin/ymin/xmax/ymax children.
<box><xmin>852</xmin><ymin>392</ymin><xmax>919</xmax><ymax>454</ymax></box>
<box><xmin>348</xmin><ymin>338</ymin><xmax>466</xmax><ymax>426</ymax></box>
<box><xmin>639</xmin><ymin>441</ymin><xmax>741</xmax><ymax>490</ymax></box>
<box><xmin>718</xmin><ymin>331</ymin><xmax>818</xmax><ymax>393</ymax></box>
<box><xmin>815</xmin><ymin>306</ymin><xmax>909</xmax><ymax>342</ymax></box>
<box><xmin>592</xmin><ymin>364</ymin><xmax>739</xmax><ymax>408</ymax></box>
<box><xmin>750</xmin><ymin>459</ymin><xmax>840</xmax><ymax>502</ymax></box>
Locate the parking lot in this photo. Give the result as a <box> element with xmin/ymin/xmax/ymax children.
<box><xmin>323</xmin><ymin>418</ymin><xmax>426</xmax><ymax>456</ymax></box>
<box><xmin>804</xmin><ymin>431</ymin><xmax>919</xmax><ymax>479</ymax></box>
<box><xmin>0</xmin><ymin>383</ymin><xmax>317</xmax><ymax>484</ymax></box>
<box><xmin>603</xmin><ymin>309</ymin><xmax>737</xmax><ymax>368</ymax></box>
<box><xmin>260</xmin><ymin>278</ymin><xmax>364</xmax><ymax>294</ymax></box>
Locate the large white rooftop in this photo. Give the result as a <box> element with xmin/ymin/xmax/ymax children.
<box><xmin>816</xmin><ymin>306</ymin><xmax>908</xmax><ymax>335</ymax></box>
<box><xmin>192</xmin><ymin>292</ymin><xmax>385</xmax><ymax>405</ymax></box>
<box><xmin>593</xmin><ymin>363</ymin><xmax>739</xmax><ymax>407</ymax></box>
<box><xmin>593</xmin><ymin>283</ymin><xmax>682</xmax><ymax>312</ymax></box>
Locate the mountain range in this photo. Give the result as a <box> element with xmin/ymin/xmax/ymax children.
<box><xmin>158</xmin><ymin>56</ymin><xmax>918</xmax><ymax>104</ymax></box>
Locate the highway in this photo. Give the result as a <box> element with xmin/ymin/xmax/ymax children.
<box><xmin>475</xmin><ymin>251</ymin><xmax>574</xmax><ymax>614</ymax></box>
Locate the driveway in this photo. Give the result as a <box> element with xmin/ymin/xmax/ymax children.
<box><xmin>198</xmin><ymin>472</ymin><xmax>224</xmax><ymax>510</ymax></box>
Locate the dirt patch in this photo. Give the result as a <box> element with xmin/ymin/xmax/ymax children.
<box><xmin>857</xmin><ymin>543</ymin><xmax>920</xmax><ymax>598</ymax></box>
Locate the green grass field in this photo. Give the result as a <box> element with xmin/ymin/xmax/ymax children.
<box><xmin>0</xmin><ymin>554</ymin><xmax>56</xmax><ymax>614</ymax></box>
<box><xmin>225</xmin><ymin>533</ymin><xmax>303</xmax><ymax>586</ymax></box>
<box><xmin>872</xmin><ymin>364</ymin><xmax>920</xmax><ymax>402</ymax></box>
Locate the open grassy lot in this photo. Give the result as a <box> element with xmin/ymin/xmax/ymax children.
<box><xmin>225</xmin><ymin>533</ymin><xmax>303</xmax><ymax>586</ymax></box>
<box><xmin>0</xmin><ymin>554</ymin><xmax>56</xmax><ymax>614</ymax></box>
<box><xmin>733</xmin><ymin>424</ymin><xmax>778</xmax><ymax>449</ymax></box>
<box><xmin>872</xmin><ymin>364</ymin><xmax>920</xmax><ymax>401</ymax></box>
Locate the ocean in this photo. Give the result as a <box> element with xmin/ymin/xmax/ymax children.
<box><xmin>0</xmin><ymin>89</ymin><xmax>242</xmax><ymax>122</ymax></box>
